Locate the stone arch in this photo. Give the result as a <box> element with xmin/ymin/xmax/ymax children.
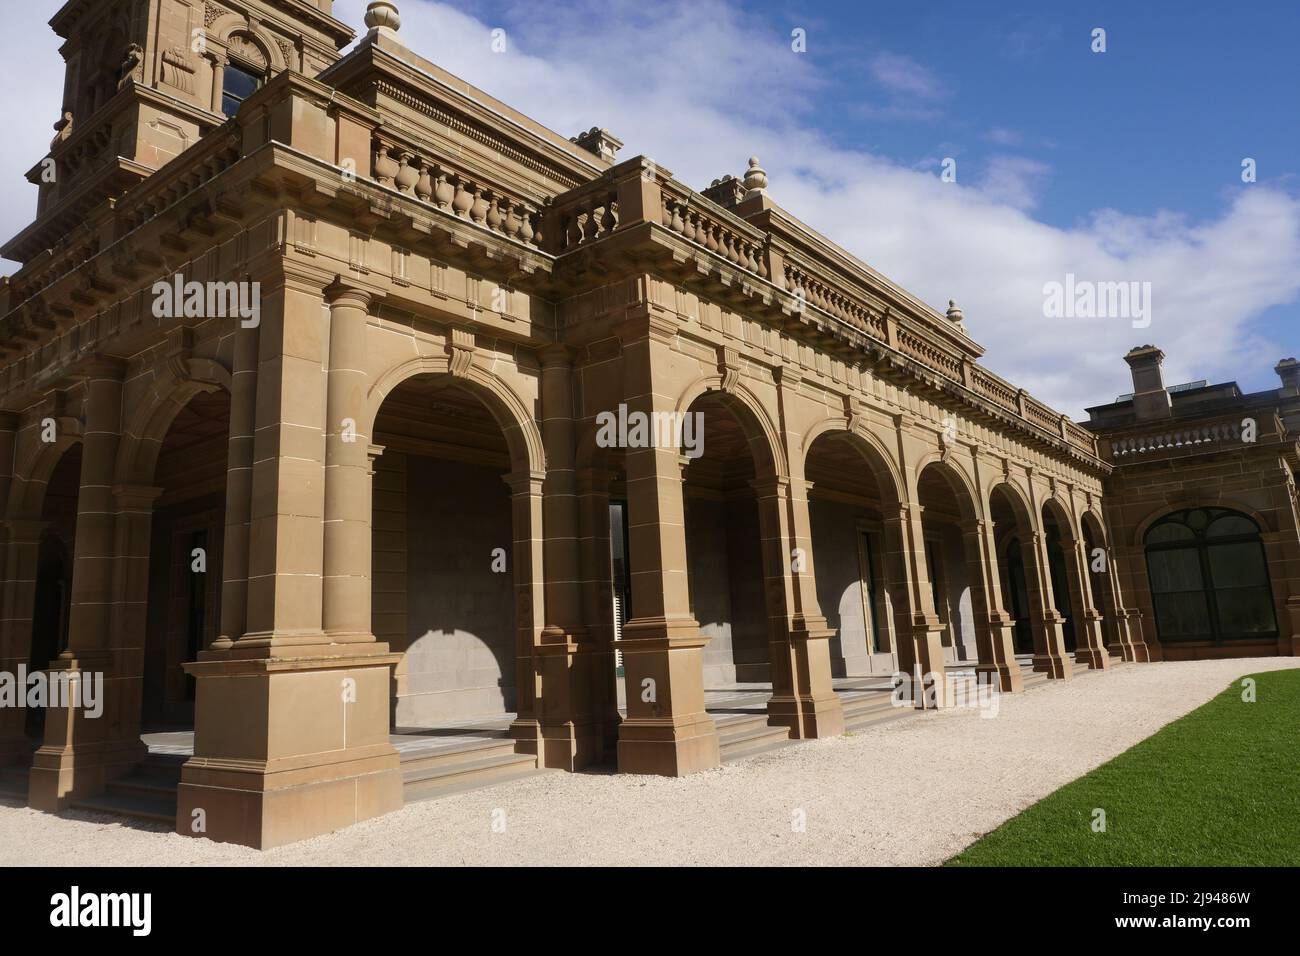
<box><xmin>365</xmin><ymin>356</ymin><xmax>546</xmax><ymax>477</ymax></box>
<box><xmin>676</xmin><ymin>375</ymin><xmax>786</xmax><ymax>480</ymax></box>
<box><xmin>114</xmin><ymin>363</ymin><xmax>230</xmax><ymax>488</ymax></box>
<box><xmin>1132</xmin><ymin>496</ymin><xmax>1275</xmax><ymax>547</ymax></box>
<box><xmin>209</xmin><ymin>15</ymin><xmax>287</xmax><ymax>73</ymax></box>
<box><xmin>1041</xmin><ymin>494</ymin><xmax>1078</xmax><ymax>542</ymax></box>
<box><xmin>988</xmin><ymin>477</ymin><xmax>1037</xmax><ymax>535</ymax></box>
<box><xmin>913</xmin><ymin>452</ymin><xmax>980</xmax><ymax>520</ymax></box>
<box><xmin>1080</xmin><ymin>509</ymin><xmax>1109</xmax><ymax>548</ymax></box>
<box><xmin>6</xmin><ymin>421</ymin><xmax>84</xmax><ymax>521</ymax></box>
<box><xmin>801</xmin><ymin>415</ymin><xmax>904</xmax><ymax>507</ymax></box>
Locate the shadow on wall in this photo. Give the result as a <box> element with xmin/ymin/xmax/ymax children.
<box><xmin>399</xmin><ymin>455</ymin><xmax>516</xmax><ymax>725</ymax></box>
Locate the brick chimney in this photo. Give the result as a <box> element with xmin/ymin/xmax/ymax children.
<box><xmin>1124</xmin><ymin>345</ymin><xmax>1172</xmax><ymax>420</ymax></box>
<box><xmin>1276</xmin><ymin>357</ymin><xmax>1300</xmax><ymax>396</ymax></box>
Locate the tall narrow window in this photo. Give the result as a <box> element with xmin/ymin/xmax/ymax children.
<box><xmin>221</xmin><ymin>62</ymin><xmax>262</xmax><ymax>116</ymax></box>
<box><xmin>1144</xmin><ymin>508</ymin><xmax>1277</xmax><ymax>644</ymax></box>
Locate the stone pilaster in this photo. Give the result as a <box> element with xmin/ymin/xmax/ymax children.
<box><xmin>31</xmin><ymin>365</ymin><xmax>155</xmax><ymax>807</ymax></box>
<box><xmin>962</xmin><ymin>518</ymin><xmax>1023</xmax><ymax>692</ymax></box>
<box><xmin>0</xmin><ymin>520</ymin><xmax>44</xmax><ymax>765</ymax></box>
<box><xmin>534</xmin><ymin>346</ymin><xmax>603</xmax><ymax>769</ymax></box>
<box><xmin>615</xmin><ymin>317</ymin><xmax>719</xmax><ymax>775</ymax></box>
<box><xmin>1065</xmin><ymin>533</ymin><xmax>1111</xmax><ymax>670</ymax></box>
<box><xmin>752</xmin><ymin>474</ymin><xmax>843</xmax><ymax>737</ymax></box>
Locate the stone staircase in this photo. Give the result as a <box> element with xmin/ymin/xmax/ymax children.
<box><xmin>400</xmin><ymin>734</ymin><xmax>541</xmax><ymax>803</ymax></box>
<box><xmin>717</xmin><ymin>714</ymin><xmax>794</xmax><ymax>763</ymax></box>
<box><xmin>70</xmin><ymin>753</ymin><xmax>183</xmax><ymax>825</ymax></box>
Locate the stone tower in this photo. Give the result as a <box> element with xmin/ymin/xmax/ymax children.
<box><xmin>2</xmin><ymin>0</ymin><xmax>354</xmax><ymax>266</ymax></box>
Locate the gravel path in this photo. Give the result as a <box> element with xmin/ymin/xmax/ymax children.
<box><xmin>4</xmin><ymin>657</ymin><xmax>1296</xmax><ymax>867</ymax></box>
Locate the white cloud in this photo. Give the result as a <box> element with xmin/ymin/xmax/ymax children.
<box><xmin>867</xmin><ymin>51</ymin><xmax>946</xmax><ymax>100</ymax></box>
<box><xmin>978</xmin><ymin>155</ymin><xmax>1053</xmax><ymax>212</ymax></box>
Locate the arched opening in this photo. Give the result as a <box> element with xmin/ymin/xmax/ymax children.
<box><xmin>805</xmin><ymin>430</ymin><xmax>899</xmax><ymax>677</ymax></box>
<box><xmin>142</xmin><ymin>389</ymin><xmax>230</xmax><ymax>730</ymax></box>
<box><xmin>682</xmin><ymin>393</ymin><xmax>772</xmax><ymax>688</ymax></box>
<box><xmin>990</xmin><ymin>486</ymin><xmax>1035</xmax><ymax>658</ymax></box>
<box><xmin>25</xmin><ymin>444</ymin><xmax>81</xmax><ymax>740</ymax></box>
<box><xmin>1143</xmin><ymin>507</ymin><xmax>1278</xmax><ymax>646</ymax></box>
<box><xmin>916</xmin><ymin>464</ymin><xmax>978</xmax><ymax>665</ymax></box>
<box><xmin>1040</xmin><ymin>503</ymin><xmax>1077</xmax><ymax>653</ymax></box>
<box><xmin>371</xmin><ymin>374</ymin><xmax>517</xmax><ymax>733</ymax></box>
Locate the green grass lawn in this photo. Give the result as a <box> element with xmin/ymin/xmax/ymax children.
<box><xmin>948</xmin><ymin>668</ymin><xmax>1300</xmax><ymax>866</ymax></box>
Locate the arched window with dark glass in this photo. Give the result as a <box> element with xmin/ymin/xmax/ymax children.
<box><xmin>1144</xmin><ymin>508</ymin><xmax>1277</xmax><ymax>644</ymax></box>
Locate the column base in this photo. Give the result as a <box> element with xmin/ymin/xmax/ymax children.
<box><xmin>28</xmin><ymin>738</ymin><xmax>148</xmax><ymax>811</ymax></box>
<box><xmin>176</xmin><ymin>747</ymin><xmax>402</xmax><ymax>849</ymax></box>
<box><xmin>178</xmin><ymin>643</ymin><xmax>403</xmax><ymax>848</ymax></box>
<box><xmin>1032</xmin><ymin>653</ymin><xmax>1073</xmax><ymax>679</ymax></box>
<box><xmin>768</xmin><ymin>692</ymin><xmax>844</xmax><ymax>738</ymax></box>
<box><xmin>1075</xmin><ymin>647</ymin><xmax>1112</xmax><ymax>669</ymax></box>
<box><xmin>533</xmin><ymin>628</ymin><xmax>606</xmax><ymax>770</ymax></box>
<box><xmin>617</xmin><ymin>712</ymin><xmax>720</xmax><ymax>776</ymax></box>
<box><xmin>977</xmin><ymin>662</ymin><xmax>1024</xmax><ymax>693</ymax></box>
<box><xmin>616</xmin><ymin>616</ymin><xmax>719</xmax><ymax>775</ymax></box>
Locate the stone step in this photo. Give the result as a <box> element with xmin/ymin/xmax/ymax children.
<box><xmin>136</xmin><ymin>753</ymin><xmax>186</xmax><ymax>783</ymax></box>
<box><xmin>396</xmin><ymin>734</ymin><xmax>519</xmax><ymax>776</ymax></box>
<box><xmin>106</xmin><ymin>772</ymin><xmax>179</xmax><ymax>802</ymax></box>
<box><xmin>718</xmin><ymin>722</ymin><xmax>792</xmax><ymax>763</ymax></box>
<box><xmin>403</xmin><ymin>752</ymin><xmax>541</xmax><ymax>802</ymax></box>
<box><xmin>70</xmin><ymin>790</ymin><xmax>176</xmax><ymax>826</ymax></box>
<box><xmin>839</xmin><ymin>693</ymin><xmax>895</xmax><ymax>718</ymax></box>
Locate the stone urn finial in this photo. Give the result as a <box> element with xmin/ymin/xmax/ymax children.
<box><xmin>743</xmin><ymin>156</ymin><xmax>768</xmax><ymax>198</ymax></box>
<box><xmin>946</xmin><ymin>299</ymin><xmax>964</xmax><ymax>323</ymax></box>
<box><xmin>365</xmin><ymin>1</ymin><xmax>401</xmax><ymax>34</ymax></box>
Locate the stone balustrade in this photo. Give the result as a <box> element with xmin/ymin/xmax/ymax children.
<box><xmin>372</xmin><ymin>137</ymin><xmax>545</xmax><ymax>248</ymax></box>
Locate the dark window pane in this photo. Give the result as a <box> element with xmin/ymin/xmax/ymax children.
<box><xmin>1153</xmin><ymin>592</ymin><xmax>1212</xmax><ymax>640</ymax></box>
<box><xmin>1214</xmin><ymin>587</ymin><xmax>1277</xmax><ymax>636</ymax></box>
<box><xmin>224</xmin><ymin>66</ymin><xmax>261</xmax><ymax>99</ymax></box>
<box><xmin>1147</xmin><ymin>548</ymin><xmax>1204</xmax><ymax>593</ymax></box>
<box><xmin>1207</xmin><ymin>542</ymin><xmax>1268</xmax><ymax>589</ymax></box>
<box><xmin>1147</xmin><ymin>522</ymin><xmax>1195</xmax><ymax>545</ymax></box>
<box><xmin>1207</xmin><ymin>514</ymin><xmax>1258</xmax><ymax>538</ymax></box>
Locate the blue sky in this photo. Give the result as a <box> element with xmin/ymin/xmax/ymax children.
<box><xmin>2</xmin><ymin>0</ymin><xmax>1296</xmax><ymax>414</ymax></box>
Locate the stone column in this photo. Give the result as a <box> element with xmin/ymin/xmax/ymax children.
<box><xmin>1113</xmin><ymin>542</ymin><xmax>1157</xmax><ymax>662</ymax></box>
<box><xmin>321</xmin><ymin>281</ymin><xmax>376</xmax><ymax>641</ymax></box>
<box><xmin>215</xmin><ymin>310</ymin><xmax>259</xmax><ymax>647</ymax></box>
<box><xmin>882</xmin><ymin>501</ymin><xmax>948</xmax><ymax>708</ymax></box>
<box><xmin>962</xmin><ymin>518</ymin><xmax>1023</xmax><ymax>692</ymax></box>
<box><xmin>1064</xmin><ymin>532</ymin><xmax>1111</xmax><ymax>670</ymax></box>
<box><xmin>1022</xmin><ymin>523</ymin><xmax>1073</xmax><ymax>679</ymax></box>
<box><xmin>177</xmin><ymin>262</ymin><xmax>401</xmax><ymax>849</ymax></box>
<box><xmin>0</xmin><ymin>520</ymin><xmax>44</xmax><ymax>765</ymax></box>
<box><xmin>208</xmin><ymin>54</ymin><xmax>227</xmax><ymax>115</ymax></box>
<box><xmin>615</xmin><ymin>317</ymin><xmax>719</xmax><ymax>775</ymax></box>
<box><xmin>31</xmin><ymin>361</ymin><xmax>149</xmax><ymax>809</ymax></box>
<box><xmin>753</xmin><ymin>474</ymin><xmax>843</xmax><ymax>737</ymax></box>
<box><xmin>534</xmin><ymin>347</ymin><xmax>602</xmax><ymax>769</ymax></box>
<box><xmin>505</xmin><ymin>469</ymin><xmax>546</xmax><ymax>760</ymax></box>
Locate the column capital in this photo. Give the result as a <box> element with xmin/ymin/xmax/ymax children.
<box><xmin>748</xmin><ymin>475</ymin><xmax>790</xmax><ymax>497</ymax></box>
<box><xmin>325</xmin><ymin>276</ymin><xmax>383</xmax><ymax>310</ymax></box>
<box><xmin>538</xmin><ymin>343</ymin><xmax>574</xmax><ymax>370</ymax></box>
<box><xmin>111</xmin><ymin>484</ymin><xmax>163</xmax><ymax>511</ymax></box>
<box><xmin>503</xmin><ymin>468</ymin><xmax>546</xmax><ymax>496</ymax></box>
